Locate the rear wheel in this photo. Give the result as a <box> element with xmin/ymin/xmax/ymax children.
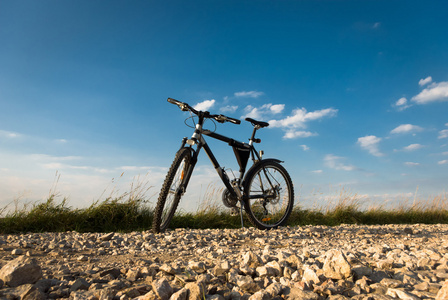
<box><xmin>243</xmin><ymin>160</ymin><xmax>294</xmax><ymax>229</ymax></box>
<box><xmin>152</xmin><ymin>147</ymin><xmax>192</xmax><ymax>233</ymax></box>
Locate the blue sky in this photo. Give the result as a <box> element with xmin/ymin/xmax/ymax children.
<box><xmin>1</xmin><ymin>0</ymin><xmax>447</xmax><ymax>211</ymax></box>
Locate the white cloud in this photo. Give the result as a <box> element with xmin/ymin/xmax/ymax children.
<box><xmin>357</xmin><ymin>135</ymin><xmax>384</xmax><ymax>157</ymax></box>
<box><xmin>29</xmin><ymin>154</ymin><xmax>82</xmax><ymax>162</ymax></box>
<box><xmin>119</xmin><ymin>166</ymin><xmax>152</xmax><ymax>171</ymax></box>
<box><xmin>390</xmin><ymin>124</ymin><xmax>423</xmax><ymax>134</ymax></box>
<box><xmin>300</xmin><ymin>145</ymin><xmax>310</xmax><ymax>151</ymax></box>
<box><xmin>0</xmin><ymin>130</ymin><xmax>21</xmax><ymax>139</ymax></box>
<box><xmin>403</xmin><ymin>144</ymin><xmax>424</xmax><ymax>151</ymax></box>
<box><xmin>312</xmin><ymin>170</ymin><xmax>323</xmax><ymax>174</ymax></box>
<box><xmin>324</xmin><ymin>154</ymin><xmax>357</xmax><ymax>171</ymax></box>
<box><xmin>438</xmin><ymin>160</ymin><xmax>448</xmax><ymax>165</ymax></box>
<box><xmin>234</xmin><ymin>91</ymin><xmax>264</xmax><ymax>98</ymax></box>
<box><xmin>41</xmin><ymin>162</ymin><xmax>111</xmax><ymax>173</ymax></box>
<box><xmin>243</xmin><ymin>105</ymin><xmax>262</xmax><ymax>119</ymax></box>
<box><xmin>193</xmin><ymin>99</ymin><xmax>215</xmax><ymax>111</ymax></box>
<box><xmin>242</xmin><ymin>103</ymin><xmax>286</xmax><ymax>120</ymax></box>
<box><xmin>394</xmin><ymin>97</ymin><xmax>412</xmax><ymax>111</ymax></box>
<box><xmin>269</xmin><ymin>107</ymin><xmax>338</xmax><ymax>129</ymax></box>
<box><xmin>418</xmin><ymin>76</ymin><xmax>433</xmax><ymax>86</ymax></box>
<box><xmin>412</xmin><ymin>81</ymin><xmax>448</xmax><ymax>104</ymax></box>
<box><xmin>396</xmin><ymin>97</ymin><xmax>407</xmax><ymax>106</ymax></box>
<box><xmin>372</xmin><ymin>22</ymin><xmax>381</xmax><ymax>29</ymax></box>
<box><xmin>220</xmin><ymin>105</ymin><xmax>238</xmax><ymax>113</ymax></box>
<box><xmin>270</xmin><ymin>104</ymin><xmax>284</xmax><ymax>114</ymax></box>
<box><xmin>404</xmin><ymin>162</ymin><xmax>420</xmax><ymax>167</ymax></box>
<box><xmin>284</xmin><ymin>130</ymin><xmax>317</xmax><ymax>139</ymax></box>
<box><xmin>266</xmin><ymin>106</ymin><xmax>337</xmax><ymax>139</ymax></box>
<box><xmin>439</xmin><ymin>129</ymin><xmax>448</xmax><ymax>139</ymax></box>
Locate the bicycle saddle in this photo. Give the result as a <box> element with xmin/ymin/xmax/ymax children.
<box><xmin>245</xmin><ymin>118</ymin><xmax>269</xmax><ymax>128</ymax></box>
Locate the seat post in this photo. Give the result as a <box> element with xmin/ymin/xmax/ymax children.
<box><xmin>249</xmin><ymin>126</ymin><xmax>260</xmax><ymax>144</ymax></box>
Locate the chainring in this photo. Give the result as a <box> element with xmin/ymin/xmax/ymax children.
<box><xmin>221</xmin><ymin>188</ymin><xmax>238</xmax><ymax>208</ymax></box>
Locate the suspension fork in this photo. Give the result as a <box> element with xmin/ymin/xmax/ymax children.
<box><xmin>174</xmin><ymin>138</ymin><xmax>199</xmax><ymax>196</ymax></box>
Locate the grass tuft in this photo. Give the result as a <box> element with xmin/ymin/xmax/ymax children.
<box><xmin>0</xmin><ymin>182</ymin><xmax>447</xmax><ymax>233</ymax></box>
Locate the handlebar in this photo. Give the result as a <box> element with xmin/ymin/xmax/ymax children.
<box><xmin>167</xmin><ymin>97</ymin><xmax>241</xmax><ymax>125</ymax></box>
<box><xmin>167</xmin><ymin>98</ymin><xmax>192</xmax><ymax>112</ymax></box>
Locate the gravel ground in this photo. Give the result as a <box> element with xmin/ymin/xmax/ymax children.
<box><xmin>0</xmin><ymin>224</ymin><xmax>448</xmax><ymax>299</ymax></box>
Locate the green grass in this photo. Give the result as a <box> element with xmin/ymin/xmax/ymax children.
<box><xmin>1</xmin><ymin>185</ymin><xmax>447</xmax><ymax>233</ymax></box>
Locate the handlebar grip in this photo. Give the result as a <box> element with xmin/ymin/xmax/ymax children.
<box><xmin>167</xmin><ymin>97</ymin><xmax>190</xmax><ymax>111</ymax></box>
<box><xmin>228</xmin><ymin>117</ymin><xmax>241</xmax><ymax>125</ymax></box>
<box><xmin>167</xmin><ymin>98</ymin><xmax>182</xmax><ymax>105</ymax></box>
<box><xmin>214</xmin><ymin>115</ymin><xmax>241</xmax><ymax>125</ymax></box>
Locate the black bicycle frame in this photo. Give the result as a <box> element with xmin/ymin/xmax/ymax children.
<box><xmin>177</xmin><ymin>115</ymin><xmax>261</xmax><ymax>201</ymax></box>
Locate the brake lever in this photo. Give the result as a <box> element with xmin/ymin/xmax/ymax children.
<box><xmin>179</xmin><ymin>104</ymin><xmax>189</xmax><ymax>111</ymax></box>
<box><xmin>214</xmin><ymin>115</ymin><xmax>227</xmax><ymax>123</ymax></box>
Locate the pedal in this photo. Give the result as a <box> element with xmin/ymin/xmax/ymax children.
<box><xmin>230</xmin><ymin>207</ymin><xmax>239</xmax><ymax>216</ymax></box>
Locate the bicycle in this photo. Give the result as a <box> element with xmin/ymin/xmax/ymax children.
<box><xmin>152</xmin><ymin>98</ymin><xmax>294</xmax><ymax>233</ymax></box>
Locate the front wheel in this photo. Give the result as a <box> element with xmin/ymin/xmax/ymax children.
<box><xmin>243</xmin><ymin>160</ymin><xmax>294</xmax><ymax>229</ymax></box>
<box><xmin>152</xmin><ymin>147</ymin><xmax>192</xmax><ymax>233</ymax></box>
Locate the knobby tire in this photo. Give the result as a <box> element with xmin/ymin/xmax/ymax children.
<box><xmin>152</xmin><ymin>147</ymin><xmax>192</xmax><ymax>233</ymax></box>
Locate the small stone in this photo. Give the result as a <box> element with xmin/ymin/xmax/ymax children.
<box><xmin>11</xmin><ymin>249</ymin><xmax>23</xmax><ymax>255</ymax></box>
<box><xmin>265</xmin><ymin>282</ymin><xmax>282</xmax><ymax>297</ymax></box>
<box><xmin>77</xmin><ymin>255</ymin><xmax>89</xmax><ymax>262</ymax></box>
<box><xmin>352</xmin><ymin>265</ymin><xmax>373</xmax><ymax>279</ymax></box>
<box><xmin>126</xmin><ymin>268</ymin><xmax>141</xmax><ymax>281</ymax></box>
<box><xmin>256</xmin><ymin>266</ymin><xmax>277</xmax><ymax>277</ymax></box>
<box><xmin>414</xmin><ymin>281</ymin><xmax>430</xmax><ymax>291</ymax></box>
<box><xmin>140</xmin><ymin>290</ymin><xmax>158</xmax><ymax>300</ymax></box>
<box><xmin>185</xmin><ymin>282</ymin><xmax>206</xmax><ymax>300</ymax></box>
<box><xmin>376</xmin><ymin>259</ymin><xmax>394</xmax><ymax>270</ymax></box>
<box><xmin>248</xmin><ymin>290</ymin><xmax>271</xmax><ymax>300</ymax></box>
<box><xmin>380</xmin><ymin>278</ymin><xmax>404</xmax><ymax>288</ymax></box>
<box><xmin>386</xmin><ymin>288</ymin><xmax>419</xmax><ymax>300</ymax></box>
<box><xmin>70</xmin><ymin>290</ymin><xmax>96</xmax><ymax>300</ymax></box>
<box><xmin>212</xmin><ymin>266</ymin><xmax>227</xmax><ymax>276</ymax></box>
<box><xmin>97</xmin><ymin>288</ymin><xmax>116</xmax><ymax>300</ymax></box>
<box><xmin>116</xmin><ymin>286</ymin><xmax>143</xmax><ymax>298</ymax></box>
<box><xmin>99</xmin><ymin>232</ymin><xmax>115</xmax><ymax>241</ymax></box>
<box><xmin>188</xmin><ymin>261</ymin><xmax>206</xmax><ymax>273</ymax></box>
<box><xmin>302</xmin><ymin>267</ymin><xmax>320</xmax><ymax>286</ymax></box>
<box><xmin>160</xmin><ymin>263</ymin><xmax>177</xmax><ymax>274</ymax></box>
<box><xmin>152</xmin><ymin>278</ymin><xmax>173</xmax><ymax>300</ymax></box>
<box><xmin>403</xmin><ymin>227</ymin><xmax>413</xmax><ymax>235</ymax></box>
<box><xmin>237</xmin><ymin>276</ymin><xmax>260</xmax><ymax>293</ymax></box>
<box><xmin>285</xmin><ymin>288</ymin><xmax>318</xmax><ymax>300</ymax></box>
<box><xmin>22</xmin><ymin>286</ymin><xmax>46</xmax><ymax>300</ymax></box>
<box><xmin>206</xmin><ymin>295</ymin><xmax>225</xmax><ymax>300</ymax></box>
<box><xmin>0</xmin><ymin>256</ymin><xmax>42</xmax><ymax>287</ymax></box>
<box><xmin>327</xmin><ymin>295</ymin><xmax>349</xmax><ymax>300</ymax></box>
<box><xmin>242</xmin><ymin>251</ymin><xmax>262</xmax><ymax>268</ymax></box>
<box><xmin>265</xmin><ymin>261</ymin><xmax>282</xmax><ymax>276</ymax></box>
<box><xmin>436</xmin><ymin>280</ymin><xmax>448</xmax><ymax>300</ymax></box>
<box><xmin>99</xmin><ymin>268</ymin><xmax>121</xmax><ymax>279</ymax></box>
<box><xmin>170</xmin><ymin>288</ymin><xmax>188</xmax><ymax>300</ymax></box>
<box><xmin>70</xmin><ymin>278</ymin><xmax>91</xmax><ymax>291</ymax></box>
<box><xmin>323</xmin><ymin>249</ymin><xmax>352</xmax><ymax>280</ymax></box>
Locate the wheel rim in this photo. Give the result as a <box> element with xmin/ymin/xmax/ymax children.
<box><xmin>247</xmin><ymin>165</ymin><xmax>291</xmax><ymax>227</ymax></box>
